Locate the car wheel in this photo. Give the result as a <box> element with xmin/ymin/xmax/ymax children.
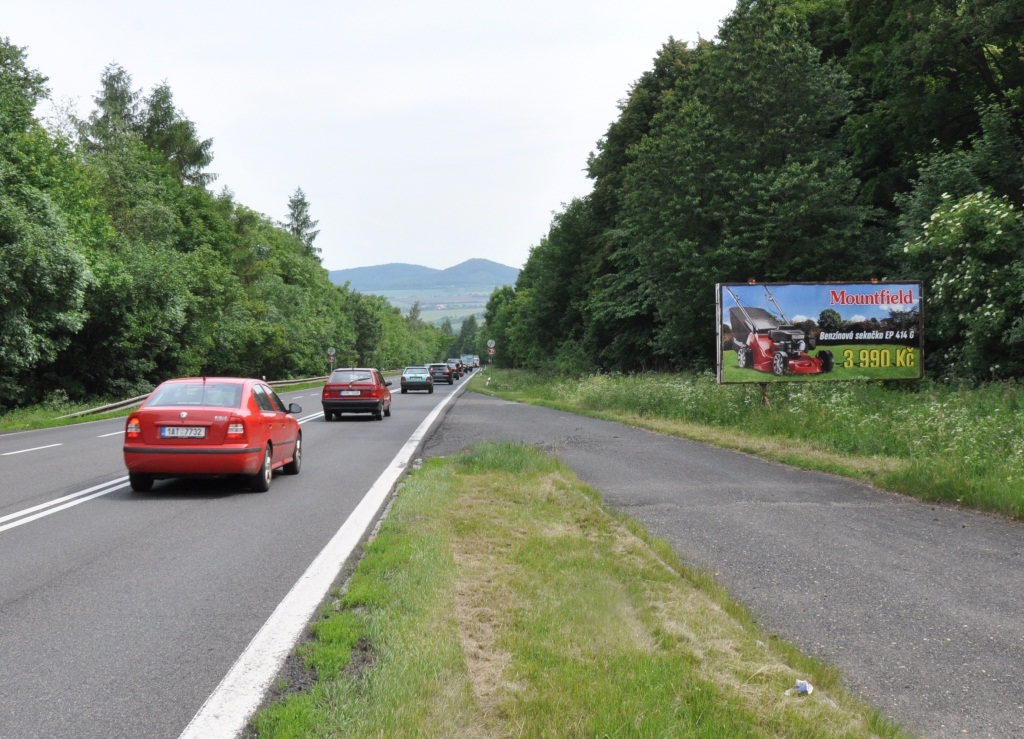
<box><xmin>374</xmin><ymin>405</ymin><xmax>384</xmax><ymax>420</ymax></box>
<box><xmin>401</xmin><ymin>388</ymin><xmax>407</xmax><ymax>394</ymax></box>
<box><xmin>251</xmin><ymin>444</ymin><xmax>273</xmax><ymax>492</ymax></box>
<box><xmin>448</xmin><ymin>378</ymin><xmax>453</xmax><ymax>385</ymax></box>
<box><xmin>428</xmin><ymin>387</ymin><xmax>433</xmax><ymax>394</ymax></box>
<box><xmin>129</xmin><ymin>473</ymin><xmax>153</xmax><ymax>492</ymax></box>
<box><xmin>384</xmin><ymin>403</ymin><xmax>391</xmax><ymax>417</ymax></box>
<box><xmin>818</xmin><ymin>349</ymin><xmax>834</xmax><ymax>373</ymax></box>
<box><xmin>283</xmin><ymin>433</ymin><xmax>302</xmax><ymax>475</ymax></box>
<box><xmin>772</xmin><ymin>351</ymin><xmax>788</xmax><ymax>376</ymax></box>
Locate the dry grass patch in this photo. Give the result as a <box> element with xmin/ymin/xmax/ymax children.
<box><xmin>442</xmin><ymin>445</ymin><xmax>906</xmax><ymax>737</ymax></box>
<box><xmin>252</xmin><ymin>443</ymin><xmax>907</xmax><ymax>738</ymax></box>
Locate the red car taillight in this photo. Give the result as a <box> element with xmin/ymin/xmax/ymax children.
<box><xmin>401</xmin><ymin>376</ymin><xmax>407</xmax><ymax>382</ymax></box>
<box><xmin>126</xmin><ymin>417</ymin><xmax>141</xmax><ymax>439</ymax></box>
<box><xmin>226</xmin><ymin>417</ymin><xmax>246</xmax><ymax>439</ymax></box>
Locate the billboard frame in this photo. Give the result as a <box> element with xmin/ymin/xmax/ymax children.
<box><xmin>716</xmin><ymin>281</ymin><xmax>924</xmax><ymax>385</ymax></box>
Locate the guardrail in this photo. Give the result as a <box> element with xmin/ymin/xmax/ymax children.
<box><xmin>56</xmin><ymin>376</ymin><xmax>331</xmax><ymax>420</ymax></box>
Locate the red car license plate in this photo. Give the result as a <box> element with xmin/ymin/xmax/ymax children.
<box><xmin>340</xmin><ymin>390</ymin><xmax>360</xmax><ymax>396</ymax></box>
<box><xmin>160</xmin><ymin>426</ymin><xmax>206</xmax><ymax>439</ymax></box>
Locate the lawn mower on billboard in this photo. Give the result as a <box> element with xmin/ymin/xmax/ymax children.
<box><xmin>725</xmin><ymin>285</ymin><xmax>834</xmax><ymax>376</ymax></box>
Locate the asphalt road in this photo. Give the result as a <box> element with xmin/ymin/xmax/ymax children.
<box><xmin>0</xmin><ymin>376</ymin><xmax>468</xmax><ymax>739</ymax></box>
<box><xmin>424</xmin><ymin>391</ymin><xmax>1024</xmax><ymax>739</ymax></box>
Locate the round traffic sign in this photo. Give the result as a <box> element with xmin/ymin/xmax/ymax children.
<box><xmin>486</xmin><ymin>339</ymin><xmax>495</xmax><ymax>348</ymax></box>
<box><xmin>327</xmin><ymin>347</ymin><xmax>336</xmax><ymax>356</ymax></box>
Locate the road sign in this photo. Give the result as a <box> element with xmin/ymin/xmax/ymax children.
<box><xmin>487</xmin><ymin>347</ymin><xmax>495</xmax><ymax>355</ymax></box>
<box><xmin>327</xmin><ymin>347</ymin><xmax>336</xmax><ymax>356</ymax></box>
<box><xmin>486</xmin><ymin>339</ymin><xmax>495</xmax><ymax>348</ymax></box>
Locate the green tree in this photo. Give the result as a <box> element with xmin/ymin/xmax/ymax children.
<box><xmin>0</xmin><ymin>37</ymin><xmax>48</xmax><ymax>134</ymax></box>
<box><xmin>894</xmin><ymin>102</ymin><xmax>1024</xmax><ymax>249</ymax></box>
<box><xmin>579</xmin><ymin>39</ymin><xmax>701</xmax><ymax>371</ymax></box>
<box><xmin>610</xmin><ymin>0</ymin><xmax>872</xmax><ymax>368</ymax></box>
<box><xmin>407</xmin><ymin>301</ymin><xmax>423</xmax><ymax>328</ymax></box>
<box><xmin>452</xmin><ymin>314</ymin><xmax>478</xmax><ymax>356</ymax></box>
<box><xmin>140</xmin><ymin>82</ymin><xmax>215</xmax><ymax>187</ymax></box>
<box><xmin>77</xmin><ymin>63</ymin><xmax>141</xmax><ymax>153</ymax></box>
<box><xmin>843</xmin><ymin>0</ymin><xmax>1024</xmax><ymax>215</ymax></box>
<box><xmin>285</xmin><ymin>187</ymin><xmax>320</xmax><ymax>260</ymax></box>
<box><xmin>483</xmin><ymin>286</ymin><xmax>518</xmax><ymax>368</ymax></box>
<box><xmin>513</xmin><ymin>198</ymin><xmax>601</xmax><ymax>371</ymax></box>
<box><xmin>818</xmin><ymin>308</ymin><xmax>843</xmax><ymax>331</ymax></box>
<box><xmin>0</xmin><ymin>39</ymin><xmax>93</xmax><ymax>406</ymax></box>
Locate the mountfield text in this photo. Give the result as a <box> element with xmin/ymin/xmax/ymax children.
<box><xmin>829</xmin><ymin>289</ymin><xmax>915</xmax><ymax>306</ymax></box>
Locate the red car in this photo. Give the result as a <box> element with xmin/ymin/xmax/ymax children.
<box><xmin>321</xmin><ymin>368</ymin><xmax>392</xmax><ymax>420</ymax></box>
<box><xmin>123</xmin><ymin>377</ymin><xmax>302</xmax><ymax>492</ymax></box>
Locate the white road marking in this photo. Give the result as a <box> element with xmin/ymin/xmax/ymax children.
<box><xmin>0</xmin><ymin>477</ymin><xmax>130</xmax><ymax>533</ymax></box>
<box><xmin>2</xmin><ymin>415</ymin><xmax>323</xmax><ymax>534</ymax></box>
<box><xmin>179</xmin><ymin>386</ymin><xmax>462</xmax><ymax>739</ymax></box>
<box><xmin>98</xmin><ymin>430</ymin><xmax>124</xmax><ymax>438</ymax></box>
<box><xmin>2</xmin><ymin>443</ymin><xmax>62</xmax><ymax>456</ymax></box>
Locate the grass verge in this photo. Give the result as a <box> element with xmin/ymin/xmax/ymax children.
<box><xmin>251</xmin><ymin>442</ymin><xmax>907</xmax><ymax>738</ymax></box>
<box><xmin>0</xmin><ymin>380</ymin><xmax>328</xmax><ymax>434</ymax></box>
<box><xmin>470</xmin><ymin>369</ymin><xmax>1024</xmax><ymax>520</ymax></box>
<box><xmin>0</xmin><ymin>401</ymin><xmax>135</xmax><ymax>433</ymax></box>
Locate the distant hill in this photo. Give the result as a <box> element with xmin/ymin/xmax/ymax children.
<box><xmin>329</xmin><ymin>258</ymin><xmax>519</xmax><ymax>292</ymax></box>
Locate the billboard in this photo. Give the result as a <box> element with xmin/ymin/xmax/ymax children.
<box><xmin>717</xmin><ymin>282</ymin><xmax>923</xmax><ymax>384</ymax></box>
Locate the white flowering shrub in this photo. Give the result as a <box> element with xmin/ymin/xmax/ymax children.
<box><xmin>903</xmin><ymin>191</ymin><xmax>1024</xmax><ymax>381</ymax></box>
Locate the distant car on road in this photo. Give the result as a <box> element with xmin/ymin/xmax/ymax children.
<box><xmin>428</xmin><ymin>363</ymin><xmax>454</xmax><ymax>384</ymax></box>
<box><xmin>446</xmin><ymin>359</ymin><xmax>462</xmax><ymax>379</ymax></box>
<box><xmin>401</xmin><ymin>366</ymin><xmax>433</xmax><ymax>394</ymax></box>
<box><xmin>123</xmin><ymin>377</ymin><xmax>302</xmax><ymax>493</ymax></box>
<box><xmin>322</xmin><ymin>368</ymin><xmax>392</xmax><ymax>420</ymax></box>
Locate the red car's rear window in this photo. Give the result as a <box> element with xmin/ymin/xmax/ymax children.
<box><xmin>329</xmin><ymin>371</ymin><xmax>375</xmax><ymax>384</ymax></box>
<box><xmin>147</xmin><ymin>382</ymin><xmax>243</xmax><ymax>408</ymax></box>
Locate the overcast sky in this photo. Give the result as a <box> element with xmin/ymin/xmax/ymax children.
<box><xmin>7</xmin><ymin>1</ymin><xmax>736</xmax><ymax>272</ymax></box>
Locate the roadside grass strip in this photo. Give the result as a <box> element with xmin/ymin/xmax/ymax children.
<box><xmin>251</xmin><ymin>442</ymin><xmax>906</xmax><ymax>738</ymax></box>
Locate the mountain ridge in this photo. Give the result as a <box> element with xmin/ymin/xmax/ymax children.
<box><xmin>328</xmin><ymin>257</ymin><xmax>519</xmax><ymax>292</ymax></box>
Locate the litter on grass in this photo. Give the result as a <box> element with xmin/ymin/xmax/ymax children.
<box><xmin>785</xmin><ymin>679</ymin><xmax>814</xmax><ymax>696</ymax></box>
